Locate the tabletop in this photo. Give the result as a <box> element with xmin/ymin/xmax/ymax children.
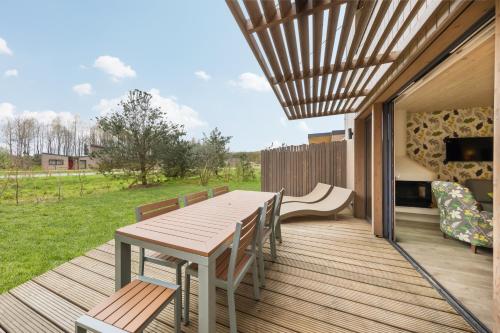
<box><xmin>116</xmin><ymin>190</ymin><xmax>275</xmax><ymax>257</ymax></box>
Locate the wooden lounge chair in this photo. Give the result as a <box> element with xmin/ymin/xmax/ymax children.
<box><xmin>280</xmin><ymin>186</ymin><xmax>354</xmax><ymax>220</ymax></box>
<box><xmin>135</xmin><ymin>198</ymin><xmax>187</xmax><ymax>318</ymax></box>
<box><xmin>183</xmin><ymin>190</ymin><xmax>209</xmax><ymax>206</ymax></box>
<box><xmin>75</xmin><ymin>276</ymin><xmax>180</xmax><ymax>333</ymax></box>
<box><xmin>184</xmin><ymin>207</ymin><xmax>261</xmax><ymax>332</ymax></box>
<box><xmin>281</xmin><ymin>182</ymin><xmax>332</xmax><ymax>204</ymax></box>
<box><xmin>211</xmin><ymin>185</ymin><xmax>229</xmax><ymax>197</ymax></box>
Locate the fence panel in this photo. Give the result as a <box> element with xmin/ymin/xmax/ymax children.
<box><xmin>261</xmin><ymin>141</ymin><xmax>347</xmax><ymax>196</ymax></box>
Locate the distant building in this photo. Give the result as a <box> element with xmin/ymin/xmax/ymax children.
<box><xmin>308</xmin><ymin>130</ymin><xmax>345</xmax><ymax>144</ymax></box>
<box><xmin>41</xmin><ymin>151</ymin><xmax>99</xmax><ymax>171</ymax></box>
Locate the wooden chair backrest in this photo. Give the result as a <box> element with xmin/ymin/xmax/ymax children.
<box><xmin>184</xmin><ymin>190</ymin><xmax>209</xmax><ymax>206</ymax></box>
<box><xmin>273</xmin><ymin>188</ymin><xmax>285</xmax><ymax>217</ymax></box>
<box><xmin>262</xmin><ymin>195</ymin><xmax>276</xmax><ymax>228</ymax></box>
<box><xmin>212</xmin><ymin>185</ymin><xmax>229</xmax><ymax>197</ymax></box>
<box><xmin>227</xmin><ymin>207</ymin><xmax>261</xmax><ymax>281</ymax></box>
<box><xmin>135</xmin><ymin>198</ymin><xmax>179</xmax><ymax>222</ymax></box>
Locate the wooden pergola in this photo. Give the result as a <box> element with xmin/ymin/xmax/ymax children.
<box><xmin>226</xmin><ymin>0</ymin><xmax>477</xmax><ymax>120</ymax></box>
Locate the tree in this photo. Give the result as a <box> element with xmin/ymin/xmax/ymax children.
<box><xmin>160</xmin><ymin>136</ymin><xmax>194</xmax><ymax>178</ymax></box>
<box><xmin>202</xmin><ymin>127</ymin><xmax>231</xmax><ymax>176</ymax></box>
<box><xmin>236</xmin><ymin>153</ymin><xmax>255</xmax><ymax>181</ymax></box>
<box><xmin>94</xmin><ymin>89</ymin><xmax>184</xmax><ymax>185</ymax></box>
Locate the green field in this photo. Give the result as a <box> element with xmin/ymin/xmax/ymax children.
<box><xmin>0</xmin><ymin>173</ymin><xmax>260</xmax><ymax>292</ymax></box>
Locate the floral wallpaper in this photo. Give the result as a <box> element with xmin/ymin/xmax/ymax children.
<box><xmin>406</xmin><ymin>107</ymin><xmax>493</xmax><ymax>183</ymax></box>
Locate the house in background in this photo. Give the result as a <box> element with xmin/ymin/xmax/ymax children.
<box><xmin>308</xmin><ymin>129</ymin><xmax>345</xmax><ymax>144</ymax></box>
<box><xmin>41</xmin><ymin>152</ymin><xmax>98</xmax><ymax>171</ymax></box>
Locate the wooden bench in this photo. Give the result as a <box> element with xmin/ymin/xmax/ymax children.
<box><xmin>75</xmin><ymin>276</ymin><xmax>180</xmax><ymax>333</ymax></box>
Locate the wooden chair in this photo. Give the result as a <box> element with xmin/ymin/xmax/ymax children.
<box><xmin>183</xmin><ymin>207</ymin><xmax>262</xmax><ymax>332</ymax></box>
<box><xmin>274</xmin><ymin>188</ymin><xmax>285</xmax><ymax>243</ymax></box>
<box><xmin>75</xmin><ymin>276</ymin><xmax>180</xmax><ymax>333</ymax></box>
<box><xmin>183</xmin><ymin>190</ymin><xmax>209</xmax><ymax>206</ymax></box>
<box><xmin>211</xmin><ymin>185</ymin><xmax>229</xmax><ymax>197</ymax></box>
<box><xmin>256</xmin><ymin>194</ymin><xmax>277</xmax><ymax>287</ymax></box>
<box><xmin>135</xmin><ymin>198</ymin><xmax>187</xmax><ymax>317</ymax></box>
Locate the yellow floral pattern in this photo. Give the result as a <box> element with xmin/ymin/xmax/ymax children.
<box><xmin>406</xmin><ymin>107</ymin><xmax>493</xmax><ymax>183</ymax></box>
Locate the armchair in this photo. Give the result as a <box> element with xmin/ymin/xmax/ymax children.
<box><xmin>431</xmin><ymin>181</ymin><xmax>493</xmax><ymax>253</ymax></box>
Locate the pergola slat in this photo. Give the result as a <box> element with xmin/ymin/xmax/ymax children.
<box><xmin>297</xmin><ymin>0</ymin><xmax>312</xmax><ymax>117</ymax></box>
<box><xmin>322</xmin><ymin>0</ymin><xmax>358</xmax><ymax>114</ymax></box>
<box><xmin>318</xmin><ymin>5</ymin><xmax>340</xmax><ymax>113</ymax></box>
<box><xmin>279</xmin><ymin>0</ymin><xmax>307</xmax><ymax>118</ymax></box>
<box><xmin>312</xmin><ymin>1</ymin><xmax>324</xmax><ymax>116</ymax></box>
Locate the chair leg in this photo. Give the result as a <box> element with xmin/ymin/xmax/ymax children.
<box><xmin>270</xmin><ymin>233</ymin><xmax>277</xmax><ymax>262</ymax></box>
<box><xmin>276</xmin><ymin>220</ymin><xmax>282</xmax><ymax>244</ymax></box>
<box><xmin>227</xmin><ymin>289</ymin><xmax>237</xmax><ymax>333</ymax></box>
<box><xmin>258</xmin><ymin>243</ymin><xmax>266</xmax><ymax>287</ymax></box>
<box><xmin>176</xmin><ymin>264</ymin><xmax>183</xmax><ymax>320</ymax></box>
<box><xmin>138</xmin><ymin>247</ymin><xmax>145</xmax><ymax>276</ymax></box>
<box><xmin>174</xmin><ymin>288</ymin><xmax>181</xmax><ymax>333</ymax></box>
<box><xmin>184</xmin><ymin>273</ymin><xmax>190</xmax><ymax>325</ymax></box>
<box><xmin>442</xmin><ymin>233</ymin><xmax>447</xmax><ymax>239</ymax></box>
<box><xmin>471</xmin><ymin>245</ymin><xmax>477</xmax><ymax>254</ymax></box>
<box><xmin>252</xmin><ymin>258</ymin><xmax>260</xmax><ymax>300</ymax></box>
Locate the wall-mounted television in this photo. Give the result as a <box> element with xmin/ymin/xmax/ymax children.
<box><xmin>444</xmin><ymin>137</ymin><xmax>493</xmax><ymax>162</ymax></box>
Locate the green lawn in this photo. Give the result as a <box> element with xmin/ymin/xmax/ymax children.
<box><xmin>0</xmin><ymin>174</ymin><xmax>260</xmax><ymax>292</ymax></box>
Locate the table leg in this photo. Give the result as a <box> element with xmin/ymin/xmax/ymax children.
<box><xmin>197</xmin><ymin>262</ymin><xmax>216</xmax><ymax>333</ymax></box>
<box><xmin>115</xmin><ymin>235</ymin><xmax>131</xmax><ymax>290</ymax></box>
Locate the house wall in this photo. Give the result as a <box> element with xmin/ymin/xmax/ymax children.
<box><xmin>41</xmin><ymin>154</ymin><xmax>68</xmax><ymax>171</ymax></box>
<box><xmin>406</xmin><ymin>107</ymin><xmax>494</xmax><ymax>183</ymax></box>
<box><xmin>345</xmin><ymin>113</ymin><xmax>355</xmax><ymax>190</ymax></box>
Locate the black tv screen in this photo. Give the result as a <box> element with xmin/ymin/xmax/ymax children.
<box><xmin>445</xmin><ymin>137</ymin><xmax>493</xmax><ymax>162</ymax></box>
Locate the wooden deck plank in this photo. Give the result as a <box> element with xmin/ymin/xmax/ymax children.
<box><xmin>0</xmin><ymin>293</ymin><xmax>63</xmax><ymax>333</ymax></box>
<box><xmin>0</xmin><ymin>216</ymin><xmax>475</xmax><ymax>333</ymax></box>
<box><xmin>9</xmin><ymin>281</ymin><xmax>83</xmax><ymax>332</ymax></box>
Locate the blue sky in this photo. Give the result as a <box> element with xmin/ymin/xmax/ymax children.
<box><xmin>0</xmin><ymin>0</ymin><xmax>344</xmax><ymax>151</ymax></box>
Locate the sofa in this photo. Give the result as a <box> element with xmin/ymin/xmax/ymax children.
<box><xmin>465</xmin><ymin>179</ymin><xmax>493</xmax><ymax>213</ymax></box>
<box><xmin>431</xmin><ymin>181</ymin><xmax>493</xmax><ymax>253</ymax></box>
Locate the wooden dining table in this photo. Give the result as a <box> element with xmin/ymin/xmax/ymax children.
<box><xmin>114</xmin><ymin>190</ymin><xmax>275</xmax><ymax>333</ymax></box>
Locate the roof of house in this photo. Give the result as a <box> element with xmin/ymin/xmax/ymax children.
<box><xmin>308</xmin><ymin>130</ymin><xmax>344</xmax><ymax>138</ymax></box>
<box><xmin>226</xmin><ymin>1</ymin><xmax>474</xmax><ymax>120</ymax></box>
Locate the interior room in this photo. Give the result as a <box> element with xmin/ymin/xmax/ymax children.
<box><xmin>393</xmin><ymin>24</ymin><xmax>494</xmax><ymax>330</ymax></box>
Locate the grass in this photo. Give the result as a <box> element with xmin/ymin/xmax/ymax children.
<box><xmin>0</xmin><ymin>173</ymin><xmax>260</xmax><ymax>293</ymax></box>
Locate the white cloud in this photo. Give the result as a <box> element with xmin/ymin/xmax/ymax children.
<box><xmin>4</xmin><ymin>69</ymin><xmax>18</xmax><ymax>77</ymax></box>
<box><xmin>0</xmin><ymin>102</ymin><xmax>77</xmax><ymax>125</ymax></box>
<box><xmin>194</xmin><ymin>70</ymin><xmax>211</xmax><ymax>81</ymax></box>
<box><xmin>72</xmin><ymin>83</ymin><xmax>93</xmax><ymax>96</ymax></box>
<box><xmin>94</xmin><ymin>89</ymin><xmax>206</xmax><ymax>130</ymax></box>
<box><xmin>297</xmin><ymin>121</ymin><xmax>310</xmax><ymax>133</ymax></box>
<box><xmin>0</xmin><ymin>102</ymin><xmax>15</xmax><ymax>121</ymax></box>
<box><xmin>279</xmin><ymin>116</ymin><xmax>288</xmax><ymax>127</ymax></box>
<box><xmin>229</xmin><ymin>72</ymin><xmax>271</xmax><ymax>92</ymax></box>
<box><xmin>0</xmin><ymin>38</ymin><xmax>12</xmax><ymax>56</ymax></box>
<box><xmin>94</xmin><ymin>55</ymin><xmax>136</xmax><ymax>81</ymax></box>
<box><xmin>20</xmin><ymin>110</ymin><xmax>77</xmax><ymax>125</ymax></box>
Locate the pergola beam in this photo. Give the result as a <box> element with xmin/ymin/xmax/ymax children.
<box><xmin>282</xmin><ymin>89</ymin><xmax>368</xmax><ymax>108</ymax></box>
<box><xmin>246</xmin><ymin>0</ymin><xmax>346</xmax><ymax>34</ymax></box>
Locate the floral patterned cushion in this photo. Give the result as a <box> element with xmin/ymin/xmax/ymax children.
<box><xmin>432</xmin><ymin>181</ymin><xmax>493</xmax><ymax>248</ymax></box>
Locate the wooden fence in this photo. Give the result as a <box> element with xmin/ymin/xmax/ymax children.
<box><xmin>261</xmin><ymin>141</ymin><xmax>347</xmax><ymax>196</ymax></box>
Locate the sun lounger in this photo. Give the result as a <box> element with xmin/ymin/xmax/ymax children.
<box><xmin>281</xmin><ymin>183</ymin><xmax>332</xmax><ymax>204</ymax></box>
<box><xmin>280</xmin><ymin>186</ymin><xmax>354</xmax><ymax>220</ymax></box>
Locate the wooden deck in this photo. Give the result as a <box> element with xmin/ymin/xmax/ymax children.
<box><xmin>0</xmin><ymin>215</ymin><xmax>474</xmax><ymax>333</ymax></box>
